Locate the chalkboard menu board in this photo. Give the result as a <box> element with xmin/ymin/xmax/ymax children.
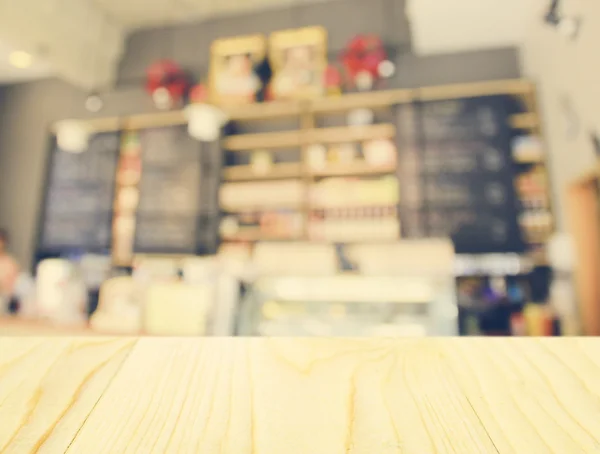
<box><xmin>40</xmin><ymin>132</ymin><xmax>120</xmax><ymax>251</ymax></box>
<box><xmin>398</xmin><ymin>96</ymin><xmax>524</xmax><ymax>254</ymax></box>
<box><xmin>133</xmin><ymin>126</ymin><xmax>220</xmax><ymax>254</ymax></box>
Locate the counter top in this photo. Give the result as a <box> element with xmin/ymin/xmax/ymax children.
<box><xmin>1</xmin><ymin>337</ymin><xmax>599</xmax><ymax>453</ymax></box>
<box><xmin>0</xmin><ymin>317</ymin><xmax>97</xmax><ymax>335</ymax></box>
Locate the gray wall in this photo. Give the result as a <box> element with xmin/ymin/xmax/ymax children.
<box><xmin>117</xmin><ymin>0</ymin><xmax>411</xmax><ymax>86</ymax></box>
<box><xmin>0</xmin><ymin>0</ymin><xmax>522</xmax><ymax>269</ymax></box>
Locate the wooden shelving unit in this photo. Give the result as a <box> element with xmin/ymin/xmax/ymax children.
<box><xmin>309</xmin><ymin>162</ymin><xmax>396</xmax><ymax>178</ymax></box>
<box><xmin>67</xmin><ymin>79</ymin><xmax>536</xmax><ymax>136</ymax></box>
<box><xmin>514</xmin><ymin>154</ymin><xmax>545</xmax><ymax>164</ymax></box>
<box><xmin>219</xmin><ymin>96</ymin><xmax>403</xmax><ymax>243</ymax></box>
<box><xmin>61</xmin><ymin>79</ymin><xmax>549</xmax><ymax>252</ymax></box>
<box><xmin>224</xmin><ymin>101</ymin><xmax>303</xmax><ymax>121</ymax></box>
<box><xmin>310</xmin><ymin>89</ymin><xmax>412</xmax><ymax>114</ymax></box>
<box><xmin>222</xmin><ymin>130</ymin><xmax>303</xmax><ymax>151</ymax></box>
<box><xmin>215</xmin><ymin>79</ymin><xmax>548</xmax><ymax>246</ymax></box>
<box><xmin>505</xmin><ymin>83</ymin><xmax>554</xmax><ymax>257</ymax></box>
<box><xmin>222</xmin><ymin>163</ymin><xmax>302</xmax><ymax>181</ymax></box>
<box><xmin>221</xmin><ymin>230</ymin><xmax>303</xmax><ymax>242</ymax></box>
<box><xmin>509</xmin><ymin>113</ymin><xmax>539</xmax><ymax>130</ymax></box>
<box><xmin>306</xmin><ymin>124</ymin><xmax>396</xmax><ymax>144</ymax></box>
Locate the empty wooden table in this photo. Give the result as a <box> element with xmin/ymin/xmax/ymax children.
<box><xmin>1</xmin><ymin>337</ymin><xmax>599</xmax><ymax>453</ymax></box>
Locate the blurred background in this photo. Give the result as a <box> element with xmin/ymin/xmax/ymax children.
<box><xmin>0</xmin><ymin>0</ymin><xmax>597</xmax><ymax>337</ymax></box>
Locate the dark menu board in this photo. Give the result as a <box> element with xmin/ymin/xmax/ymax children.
<box><xmin>40</xmin><ymin>132</ymin><xmax>120</xmax><ymax>251</ymax></box>
<box><xmin>398</xmin><ymin>96</ymin><xmax>524</xmax><ymax>254</ymax></box>
<box><xmin>133</xmin><ymin>126</ymin><xmax>218</xmax><ymax>254</ymax></box>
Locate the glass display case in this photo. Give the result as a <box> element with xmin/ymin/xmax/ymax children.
<box><xmin>237</xmin><ymin>274</ymin><xmax>458</xmax><ymax>336</ymax></box>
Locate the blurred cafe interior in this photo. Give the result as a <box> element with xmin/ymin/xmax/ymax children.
<box><xmin>0</xmin><ymin>0</ymin><xmax>598</xmax><ymax>337</ymax></box>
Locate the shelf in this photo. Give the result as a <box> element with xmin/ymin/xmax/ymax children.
<box><xmin>509</xmin><ymin>113</ymin><xmax>539</xmax><ymax>130</ymax></box>
<box><xmin>221</xmin><ymin>203</ymin><xmax>305</xmax><ymax>212</ymax></box>
<box><xmin>221</xmin><ymin>229</ymin><xmax>303</xmax><ymax>242</ymax></box>
<box><xmin>224</xmin><ymin>101</ymin><xmax>303</xmax><ymax>121</ymax></box>
<box><xmin>133</xmin><ymin>253</ymin><xmax>195</xmax><ymax>262</ymax></box>
<box><xmin>523</xmin><ymin>231</ymin><xmax>553</xmax><ymax>243</ymax></box>
<box><xmin>222</xmin><ymin>163</ymin><xmax>303</xmax><ymax>181</ymax></box>
<box><xmin>222</xmin><ymin>130</ymin><xmax>302</xmax><ymax>151</ymax></box>
<box><xmin>513</xmin><ymin>154</ymin><xmax>545</xmax><ymax>164</ymax></box>
<box><xmin>309</xmin><ymin>162</ymin><xmax>396</xmax><ymax>178</ymax></box>
<box><xmin>416</xmin><ymin>79</ymin><xmax>535</xmax><ymax>102</ymax></box>
<box><xmin>124</xmin><ymin>111</ymin><xmax>186</xmax><ymax>130</ymax></box>
<box><xmin>308</xmin><ymin>234</ymin><xmax>401</xmax><ymax>243</ymax></box>
<box><xmin>310</xmin><ymin>90</ymin><xmax>412</xmax><ymax>114</ymax></box>
<box><xmin>57</xmin><ymin>79</ymin><xmax>535</xmax><ymax>133</ymax></box>
<box><xmin>222</xmin><ymin>124</ymin><xmax>395</xmax><ymax>150</ymax></box>
<box><xmin>309</xmin><ymin>203</ymin><xmax>399</xmax><ymax>211</ymax></box>
<box><xmin>307</xmin><ymin>123</ymin><xmax>396</xmax><ymax>144</ymax></box>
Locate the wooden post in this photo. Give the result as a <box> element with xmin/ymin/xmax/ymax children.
<box><xmin>567</xmin><ymin>170</ymin><xmax>600</xmax><ymax>335</ymax></box>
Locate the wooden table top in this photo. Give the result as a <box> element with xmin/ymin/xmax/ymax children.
<box><xmin>1</xmin><ymin>337</ymin><xmax>600</xmax><ymax>453</ymax></box>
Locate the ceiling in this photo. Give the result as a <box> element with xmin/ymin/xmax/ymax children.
<box><xmin>0</xmin><ymin>0</ymin><xmax>124</xmax><ymax>88</ymax></box>
<box><xmin>94</xmin><ymin>0</ymin><xmax>313</xmax><ymax>29</ymax></box>
<box><xmin>0</xmin><ymin>40</ymin><xmax>52</xmax><ymax>84</ymax></box>
<box><xmin>0</xmin><ymin>0</ymin><xmax>551</xmax><ymax>89</ymax></box>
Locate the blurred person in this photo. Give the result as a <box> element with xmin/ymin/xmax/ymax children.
<box><xmin>0</xmin><ymin>228</ymin><xmax>20</xmax><ymax>314</ymax></box>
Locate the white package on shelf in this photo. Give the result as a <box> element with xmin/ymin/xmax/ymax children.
<box><xmin>252</xmin><ymin>242</ymin><xmax>338</xmax><ymax>276</ymax></box>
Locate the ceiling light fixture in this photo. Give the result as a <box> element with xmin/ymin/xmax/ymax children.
<box><xmin>85</xmin><ymin>13</ymin><xmax>110</xmax><ymax>113</ymax></box>
<box><xmin>544</xmin><ymin>0</ymin><xmax>581</xmax><ymax>40</ymax></box>
<box><xmin>85</xmin><ymin>93</ymin><xmax>104</xmax><ymax>113</ymax></box>
<box><xmin>9</xmin><ymin>51</ymin><xmax>33</xmax><ymax>69</ymax></box>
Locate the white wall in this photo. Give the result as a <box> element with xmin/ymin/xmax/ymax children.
<box><xmin>407</xmin><ymin>0</ymin><xmax>543</xmax><ymax>55</ymax></box>
<box><xmin>521</xmin><ymin>0</ymin><xmax>600</xmax><ymax>231</ymax></box>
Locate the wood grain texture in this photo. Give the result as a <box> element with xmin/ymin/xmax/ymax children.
<box><xmin>2</xmin><ymin>338</ymin><xmax>600</xmax><ymax>453</ymax></box>
<box><xmin>0</xmin><ymin>338</ymin><xmax>137</xmax><ymax>453</ymax></box>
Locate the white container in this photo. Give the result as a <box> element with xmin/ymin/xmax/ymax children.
<box><xmin>36</xmin><ymin>259</ymin><xmax>87</xmax><ymax>325</ymax></box>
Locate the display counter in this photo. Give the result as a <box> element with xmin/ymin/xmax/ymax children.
<box><xmin>238</xmin><ymin>239</ymin><xmax>458</xmax><ymax>336</ymax></box>
<box><xmin>238</xmin><ymin>275</ymin><xmax>457</xmax><ymax>336</ymax></box>
<box><xmin>1</xmin><ymin>337</ymin><xmax>598</xmax><ymax>452</ymax></box>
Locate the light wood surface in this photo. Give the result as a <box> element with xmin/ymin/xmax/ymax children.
<box><xmin>1</xmin><ymin>338</ymin><xmax>600</xmax><ymax>453</ymax></box>
<box><xmin>222</xmin><ymin>163</ymin><xmax>302</xmax><ymax>181</ymax></box>
<box><xmin>222</xmin><ymin>130</ymin><xmax>303</xmax><ymax>151</ymax></box>
<box><xmin>306</xmin><ymin>123</ymin><xmax>396</xmax><ymax>144</ymax></box>
<box><xmin>509</xmin><ymin>112</ymin><xmax>540</xmax><ymax>130</ymax></box>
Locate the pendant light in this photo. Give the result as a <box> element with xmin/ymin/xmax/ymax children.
<box><xmin>56</xmin><ymin>119</ymin><xmax>91</xmax><ymax>154</ymax></box>
<box><xmin>57</xmin><ymin>6</ymin><xmax>112</xmax><ymax>152</ymax></box>
<box><xmin>85</xmin><ymin>12</ymin><xmax>112</xmax><ymax>113</ymax></box>
<box><xmin>57</xmin><ymin>72</ymin><xmax>90</xmax><ymax>153</ymax></box>
<box><xmin>186</xmin><ymin>0</ymin><xmax>228</xmax><ymax>142</ymax></box>
<box><xmin>378</xmin><ymin>0</ymin><xmax>396</xmax><ymax>83</ymax></box>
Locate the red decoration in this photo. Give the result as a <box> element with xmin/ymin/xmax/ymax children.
<box><xmin>145</xmin><ymin>60</ymin><xmax>189</xmax><ymax>108</ymax></box>
<box><xmin>189</xmin><ymin>83</ymin><xmax>208</xmax><ymax>104</ymax></box>
<box><xmin>264</xmin><ymin>84</ymin><xmax>275</xmax><ymax>102</ymax></box>
<box><xmin>340</xmin><ymin>35</ymin><xmax>389</xmax><ymax>88</ymax></box>
<box><xmin>324</xmin><ymin>65</ymin><xmax>342</xmax><ymax>88</ymax></box>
